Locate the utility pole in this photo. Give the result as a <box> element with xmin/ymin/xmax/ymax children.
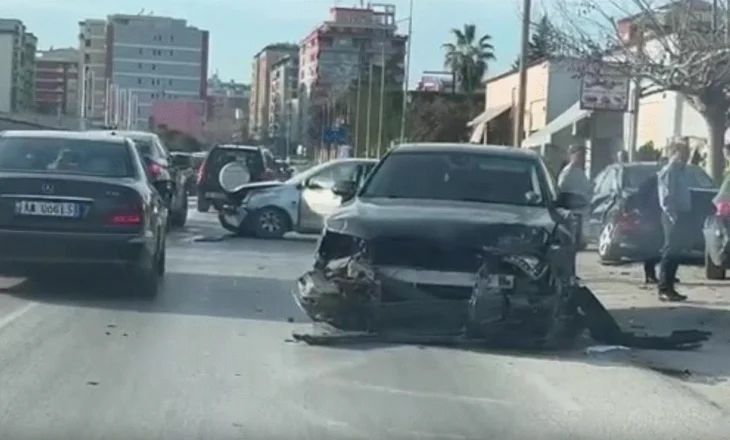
<box><xmin>365</xmin><ymin>61</ymin><xmax>374</xmax><ymax>158</ymax></box>
<box><xmin>399</xmin><ymin>0</ymin><xmax>414</xmax><ymax>144</ymax></box>
<box><xmin>377</xmin><ymin>37</ymin><xmax>386</xmax><ymax>157</ymax></box>
<box><xmin>79</xmin><ymin>65</ymin><xmax>87</xmax><ymax>130</ymax></box>
<box><xmin>513</xmin><ymin>0</ymin><xmax>531</xmax><ymax>147</ymax></box>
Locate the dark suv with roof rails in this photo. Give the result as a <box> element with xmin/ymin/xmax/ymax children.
<box><xmin>195</xmin><ymin>144</ymin><xmax>276</xmax><ymax>212</ymax></box>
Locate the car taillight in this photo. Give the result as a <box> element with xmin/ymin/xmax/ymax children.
<box><xmin>716</xmin><ymin>201</ymin><xmax>730</xmax><ymax>217</ymax></box>
<box><xmin>616</xmin><ymin>211</ymin><xmax>639</xmax><ymax>231</ymax></box>
<box><xmin>197</xmin><ymin>162</ymin><xmax>207</xmax><ymax>184</ymax></box>
<box><xmin>107</xmin><ymin>203</ymin><xmax>143</xmax><ymax>226</ymax></box>
<box><xmin>148</xmin><ymin>162</ymin><xmax>162</xmax><ymax>178</ymax></box>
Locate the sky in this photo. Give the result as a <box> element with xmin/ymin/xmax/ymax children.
<box><xmin>0</xmin><ymin>0</ymin><xmax>544</xmax><ymax>86</ymax></box>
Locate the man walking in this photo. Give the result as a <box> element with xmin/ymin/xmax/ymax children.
<box><xmin>656</xmin><ymin>138</ymin><xmax>692</xmax><ymax>302</ymax></box>
<box><xmin>558</xmin><ymin>144</ymin><xmax>591</xmax><ymax>253</ymax></box>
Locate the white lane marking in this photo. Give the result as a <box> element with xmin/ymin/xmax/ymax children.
<box><xmin>323</xmin><ymin>377</ymin><xmax>514</xmax><ymax>407</ymax></box>
<box><xmin>521</xmin><ymin>371</ymin><xmax>583</xmax><ymax>413</ymax></box>
<box><xmin>0</xmin><ymin>303</ymin><xmax>37</xmax><ymax>332</ymax></box>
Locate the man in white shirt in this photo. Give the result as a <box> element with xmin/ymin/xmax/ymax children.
<box><xmin>557</xmin><ymin>144</ymin><xmax>591</xmax><ymax>249</ymax></box>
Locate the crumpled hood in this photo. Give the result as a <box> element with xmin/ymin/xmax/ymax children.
<box><xmin>228</xmin><ymin>180</ymin><xmax>285</xmax><ymax>194</ymax></box>
<box><xmin>325</xmin><ymin>197</ymin><xmax>562</xmax><ymax>241</ymax></box>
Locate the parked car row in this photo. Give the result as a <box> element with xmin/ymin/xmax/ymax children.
<box><xmin>585</xmin><ymin>161</ymin><xmax>730</xmax><ymax>280</ymax></box>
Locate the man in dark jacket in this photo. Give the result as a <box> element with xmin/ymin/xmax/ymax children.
<box><xmin>656</xmin><ymin>139</ymin><xmax>692</xmax><ymax>301</ymax></box>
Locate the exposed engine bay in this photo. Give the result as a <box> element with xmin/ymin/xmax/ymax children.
<box><xmin>293</xmin><ymin>221</ymin><xmax>710</xmax><ymax>351</ymax></box>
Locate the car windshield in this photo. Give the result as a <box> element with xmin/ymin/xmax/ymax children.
<box><xmin>0</xmin><ymin>137</ymin><xmax>135</xmax><ymax>178</ymax></box>
<box><xmin>360</xmin><ymin>151</ymin><xmax>548</xmax><ymax>206</ymax></box>
<box><xmin>285</xmin><ymin>161</ymin><xmax>332</xmax><ymax>184</ymax></box>
<box><xmin>625</xmin><ymin>164</ymin><xmax>716</xmax><ymax>189</ymax></box>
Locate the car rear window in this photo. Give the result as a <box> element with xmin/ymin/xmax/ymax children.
<box><xmin>0</xmin><ymin>137</ymin><xmax>136</xmax><ymax>178</ymax></box>
<box><xmin>209</xmin><ymin>148</ymin><xmax>263</xmax><ymax>173</ymax></box>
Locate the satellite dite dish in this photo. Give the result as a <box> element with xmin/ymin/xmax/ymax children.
<box><xmin>219</xmin><ymin>161</ymin><xmax>251</xmax><ymax>192</ymax></box>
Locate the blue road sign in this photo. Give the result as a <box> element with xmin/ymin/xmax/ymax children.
<box><xmin>323</xmin><ymin>125</ymin><xmax>349</xmax><ymax>145</ymax></box>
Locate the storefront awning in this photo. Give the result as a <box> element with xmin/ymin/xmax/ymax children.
<box><xmin>521</xmin><ymin>102</ymin><xmax>592</xmax><ymax>147</ymax></box>
<box><xmin>467</xmin><ymin>103</ymin><xmax>512</xmax><ymax>144</ymax></box>
<box><xmin>466</xmin><ymin>103</ymin><xmax>512</xmax><ymax>127</ymax></box>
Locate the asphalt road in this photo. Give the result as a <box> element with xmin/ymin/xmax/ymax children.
<box><xmin>0</xmin><ymin>206</ymin><xmax>728</xmax><ymax>440</ymax></box>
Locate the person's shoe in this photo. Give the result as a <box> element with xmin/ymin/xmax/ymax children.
<box><xmin>658</xmin><ymin>289</ymin><xmax>687</xmax><ymax>302</ymax></box>
<box><xmin>644</xmin><ymin>275</ymin><xmax>659</xmax><ymax>284</ymax></box>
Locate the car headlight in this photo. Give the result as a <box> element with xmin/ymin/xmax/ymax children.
<box><xmin>496</xmin><ymin>227</ymin><xmax>549</xmax><ymax>250</ymax></box>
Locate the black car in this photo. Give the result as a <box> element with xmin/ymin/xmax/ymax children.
<box><xmin>293</xmin><ymin>143</ymin><xmax>585</xmax><ymax>346</ymax></box>
<box><xmin>704</xmin><ymin>176</ymin><xmax>730</xmax><ymax>279</ymax></box>
<box><xmin>94</xmin><ymin>130</ymin><xmax>189</xmax><ymax>228</ymax></box>
<box><xmin>588</xmin><ymin>162</ymin><xmax>717</xmax><ymax>263</ymax></box>
<box><xmin>0</xmin><ymin>131</ymin><xmax>168</xmax><ymax>297</ymax></box>
<box><xmin>196</xmin><ymin>144</ymin><xmax>276</xmax><ymax>212</ymax></box>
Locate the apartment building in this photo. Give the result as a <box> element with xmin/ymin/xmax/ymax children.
<box><xmin>35</xmin><ymin>47</ymin><xmax>79</xmax><ymax>115</ymax></box>
<box><xmin>79</xmin><ymin>14</ymin><xmax>209</xmax><ymax>128</ymax></box>
<box><xmin>268</xmin><ymin>54</ymin><xmax>299</xmax><ymax>139</ymax></box>
<box><xmin>298</xmin><ymin>5</ymin><xmax>407</xmax><ymax>143</ymax></box>
<box><xmin>205</xmin><ymin>74</ymin><xmax>250</xmax><ymax>143</ymax></box>
<box><xmin>0</xmin><ymin>19</ymin><xmax>37</xmax><ymax>113</ymax></box>
<box><xmin>248</xmin><ymin>43</ymin><xmax>298</xmax><ymax>140</ymax></box>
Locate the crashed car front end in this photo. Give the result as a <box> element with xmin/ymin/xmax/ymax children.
<box><xmin>294</xmin><ymin>221</ymin><xmax>580</xmax><ymax>345</ymax></box>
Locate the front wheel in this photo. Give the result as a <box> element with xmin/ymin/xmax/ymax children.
<box><xmin>597</xmin><ymin>221</ymin><xmax>621</xmax><ymax>264</ymax></box>
<box><xmin>252</xmin><ymin>207</ymin><xmax>289</xmax><ymax>239</ymax></box>
<box><xmin>171</xmin><ymin>195</ymin><xmax>188</xmax><ymax>228</ymax></box>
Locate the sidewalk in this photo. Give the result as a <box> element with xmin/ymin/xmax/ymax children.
<box><xmin>578</xmin><ymin>253</ymin><xmax>730</xmax><ymax>409</ymax></box>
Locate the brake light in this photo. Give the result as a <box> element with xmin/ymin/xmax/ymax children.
<box><xmin>616</xmin><ymin>211</ymin><xmax>640</xmax><ymax>231</ymax></box>
<box><xmin>107</xmin><ymin>203</ymin><xmax>143</xmax><ymax>226</ymax></box>
<box><xmin>197</xmin><ymin>161</ymin><xmax>207</xmax><ymax>184</ymax></box>
<box><xmin>148</xmin><ymin>162</ymin><xmax>162</xmax><ymax>178</ymax></box>
<box><xmin>716</xmin><ymin>201</ymin><xmax>730</xmax><ymax>217</ymax></box>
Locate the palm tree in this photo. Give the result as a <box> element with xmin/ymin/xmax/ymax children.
<box><xmin>442</xmin><ymin>24</ymin><xmax>496</xmax><ymax>94</ymax></box>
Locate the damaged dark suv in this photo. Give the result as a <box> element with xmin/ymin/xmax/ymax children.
<box><xmin>294</xmin><ymin>143</ymin><xmax>588</xmax><ymax>347</ymax></box>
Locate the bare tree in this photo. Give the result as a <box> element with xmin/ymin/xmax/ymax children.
<box><xmin>548</xmin><ymin>0</ymin><xmax>730</xmax><ymax>181</ymax></box>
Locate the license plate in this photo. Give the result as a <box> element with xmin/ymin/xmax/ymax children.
<box><xmin>205</xmin><ymin>192</ymin><xmax>225</xmax><ymax>199</ymax></box>
<box><xmin>483</xmin><ymin>274</ymin><xmax>514</xmax><ymax>289</ymax></box>
<box><xmin>15</xmin><ymin>200</ymin><xmax>80</xmax><ymax>218</ymax></box>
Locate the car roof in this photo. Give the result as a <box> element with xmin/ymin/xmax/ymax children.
<box><xmin>393</xmin><ymin>143</ymin><xmax>540</xmax><ymax>159</ymax></box>
<box><xmin>214</xmin><ymin>144</ymin><xmax>261</xmax><ymax>151</ymax></box>
<box><xmin>0</xmin><ymin>130</ymin><xmax>130</xmax><ymax>144</ymax></box>
<box><xmin>93</xmin><ymin>130</ymin><xmax>159</xmax><ymax>141</ymax></box>
<box><xmin>331</xmin><ymin>158</ymin><xmax>378</xmax><ymax>164</ymax></box>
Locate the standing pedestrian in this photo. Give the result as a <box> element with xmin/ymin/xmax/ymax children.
<box><xmin>557</xmin><ymin>145</ymin><xmax>591</xmax><ymax>254</ymax></box>
<box><xmin>656</xmin><ymin>139</ymin><xmax>692</xmax><ymax>302</ymax></box>
<box><xmin>616</xmin><ymin>149</ymin><xmax>629</xmax><ymax>163</ymax></box>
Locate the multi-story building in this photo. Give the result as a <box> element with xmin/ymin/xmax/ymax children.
<box><xmin>35</xmin><ymin>47</ymin><xmax>79</xmax><ymax>115</ymax></box>
<box><xmin>298</xmin><ymin>5</ymin><xmax>407</xmax><ymax>145</ymax></box>
<box><xmin>205</xmin><ymin>73</ymin><xmax>250</xmax><ymax>143</ymax></box>
<box><xmin>268</xmin><ymin>54</ymin><xmax>299</xmax><ymax>140</ymax></box>
<box><xmin>79</xmin><ymin>14</ymin><xmax>209</xmax><ymax>128</ymax></box>
<box><xmin>248</xmin><ymin>43</ymin><xmax>298</xmax><ymax>140</ymax></box>
<box><xmin>0</xmin><ymin>19</ymin><xmax>37</xmax><ymax>113</ymax></box>
<box><xmin>77</xmin><ymin>19</ymin><xmax>108</xmax><ymax>121</ymax></box>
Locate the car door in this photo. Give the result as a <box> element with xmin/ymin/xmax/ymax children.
<box><xmin>587</xmin><ymin>166</ymin><xmax>618</xmax><ymax>240</ymax></box>
<box><xmin>298</xmin><ymin>161</ymin><xmax>360</xmax><ymax>233</ymax></box>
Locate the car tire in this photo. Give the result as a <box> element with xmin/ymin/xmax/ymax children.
<box><xmin>135</xmin><ymin>261</ymin><xmax>160</xmax><ymax>298</ymax></box>
<box><xmin>171</xmin><ymin>195</ymin><xmax>188</xmax><ymax>228</ymax></box>
<box><xmin>252</xmin><ymin>207</ymin><xmax>289</xmax><ymax>239</ymax></box>
<box><xmin>197</xmin><ymin>197</ymin><xmax>210</xmax><ymax>213</ymax></box>
<box><xmin>597</xmin><ymin>221</ymin><xmax>621</xmax><ymax>264</ymax></box>
<box><xmin>705</xmin><ymin>249</ymin><xmax>725</xmax><ymax>280</ymax></box>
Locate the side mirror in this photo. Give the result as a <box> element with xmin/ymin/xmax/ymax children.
<box><xmin>332</xmin><ymin>180</ymin><xmax>357</xmax><ymax>200</ymax></box>
<box><xmin>556</xmin><ymin>192</ymin><xmax>588</xmax><ymax>210</ymax></box>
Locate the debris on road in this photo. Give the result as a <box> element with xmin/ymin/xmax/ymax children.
<box><xmin>585</xmin><ymin>345</ymin><xmax>630</xmax><ymax>355</ymax></box>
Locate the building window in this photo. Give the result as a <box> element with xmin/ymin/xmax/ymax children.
<box><xmin>84</xmin><ymin>54</ymin><xmax>90</xmax><ymax>63</ymax></box>
<box><xmin>151</xmin><ymin>93</ymin><xmax>155</xmax><ymax>98</ymax></box>
<box><xmin>137</xmin><ymin>78</ymin><xmax>142</xmax><ymax>84</ymax></box>
<box><xmin>169</xmin><ymin>50</ymin><xmax>173</xmax><ymax>55</ymax></box>
<box><xmin>84</xmin><ymin>39</ymin><xmax>91</xmax><ymax>47</ymax></box>
<box><xmin>138</xmin><ymin>63</ymin><xmax>142</xmax><ymax>69</ymax></box>
<box><xmin>168</xmin><ymin>79</ymin><xmax>172</xmax><ymax>85</ymax></box>
<box><xmin>138</xmin><ymin>48</ymin><xmax>143</xmax><ymax>54</ymax></box>
<box><xmin>152</xmin><ymin>64</ymin><xmax>156</xmax><ymax>70</ymax></box>
<box><xmin>170</xmin><ymin>35</ymin><xmax>174</xmax><ymax>41</ymax></box>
